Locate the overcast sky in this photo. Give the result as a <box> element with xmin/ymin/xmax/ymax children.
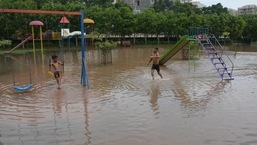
<box><xmin>198</xmin><ymin>0</ymin><xmax>257</xmax><ymax>9</ymax></box>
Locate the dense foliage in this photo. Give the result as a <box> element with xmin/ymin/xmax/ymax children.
<box><xmin>0</xmin><ymin>0</ymin><xmax>256</xmax><ymax>42</ymax></box>
<box><xmin>0</xmin><ymin>40</ymin><xmax>12</xmax><ymax>48</ymax></box>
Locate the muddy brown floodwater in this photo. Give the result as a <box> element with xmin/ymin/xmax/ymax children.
<box><xmin>1</xmin><ymin>44</ymin><xmax>257</xmax><ymax>145</ymax></box>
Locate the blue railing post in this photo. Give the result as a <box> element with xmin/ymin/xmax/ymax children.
<box><xmin>80</xmin><ymin>9</ymin><xmax>89</xmax><ymax>88</ymax></box>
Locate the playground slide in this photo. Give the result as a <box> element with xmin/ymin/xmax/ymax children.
<box><xmin>63</xmin><ymin>31</ymin><xmax>86</xmax><ymax>38</ymax></box>
<box><xmin>4</xmin><ymin>36</ymin><xmax>32</xmax><ymax>54</ymax></box>
<box><xmin>159</xmin><ymin>35</ymin><xmax>190</xmax><ymax>65</ymax></box>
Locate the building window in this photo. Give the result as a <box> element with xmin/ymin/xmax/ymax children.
<box><xmin>137</xmin><ymin>0</ymin><xmax>140</xmax><ymax>6</ymax></box>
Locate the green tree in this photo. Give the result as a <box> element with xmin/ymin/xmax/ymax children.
<box><xmin>172</xmin><ymin>13</ymin><xmax>189</xmax><ymax>36</ymax></box>
<box><xmin>226</xmin><ymin>15</ymin><xmax>245</xmax><ymax>39</ymax></box>
<box><xmin>171</xmin><ymin>1</ymin><xmax>196</xmax><ymax>15</ymax></box>
<box><xmin>85</xmin><ymin>0</ymin><xmax>113</xmax><ymax>7</ymax></box>
<box><xmin>0</xmin><ymin>40</ymin><xmax>12</xmax><ymax>48</ymax></box>
<box><xmin>163</xmin><ymin>11</ymin><xmax>176</xmax><ymax>43</ymax></box>
<box><xmin>0</xmin><ymin>0</ymin><xmax>37</xmax><ymax>39</ymax></box>
<box><xmin>86</xmin><ymin>5</ymin><xmax>111</xmax><ymax>34</ymax></box>
<box><xmin>135</xmin><ymin>8</ymin><xmax>159</xmax><ymax>43</ymax></box>
<box><xmin>110</xmin><ymin>2</ymin><xmax>135</xmax><ymax>37</ymax></box>
<box><xmin>154</xmin><ymin>12</ymin><xmax>167</xmax><ymax>43</ymax></box>
<box><xmin>242</xmin><ymin>15</ymin><xmax>257</xmax><ymax>42</ymax></box>
<box><xmin>153</xmin><ymin>0</ymin><xmax>173</xmax><ymax>12</ymax></box>
<box><xmin>201</xmin><ymin>3</ymin><xmax>228</xmax><ymax>15</ymax></box>
<box><xmin>204</xmin><ymin>14</ymin><xmax>227</xmax><ymax>37</ymax></box>
<box><xmin>88</xmin><ymin>31</ymin><xmax>117</xmax><ymax>65</ymax></box>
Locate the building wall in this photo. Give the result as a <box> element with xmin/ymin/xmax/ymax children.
<box><xmin>116</xmin><ymin>0</ymin><xmax>204</xmax><ymax>12</ymax></box>
<box><xmin>238</xmin><ymin>5</ymin><xmax>257</xmax><ymax>15</ymax></box>
<box><xmin>122</xmin><ymin>0</ymin><xmax>154</xmax><ymax>13</ymax></box>
<box><xmin>178</xmin><ymin>0</ymin><xmax>192</xmax><ymax>3</ymax></box>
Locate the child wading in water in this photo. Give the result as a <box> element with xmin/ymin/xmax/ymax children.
<box><xmin>50</xmin><ymin>55</ymin><xmax>64</xmax><ymax>89</ymax></box>
<box><xmin>148</xmin><ymin>47</ymin><xmax>163</xmax><ymax>80</ymax></box>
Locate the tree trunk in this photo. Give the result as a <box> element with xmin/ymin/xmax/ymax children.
<box><xmin>75</xmin><ymin>37</ymin><xmax>78</xmax><ymax>47</ymax></box>
<box><xmin>144</xmin><ymin>34</ymin><xmax>147</xmax><ymax>44</ymax></box>
<box><xmin>104</xmin><ymin>54</ymin><xmax>107</xmax><ymax>65</ymax></box>
<box><xmin>157</xmin><ymin>34</ymin><xmax>159</xmax><ymax>44</ymax></box>
<box><xmin>110</xmin><ymin>50</ymin><xmax>113</xmax><ymax>65</ymax></box>
<box><xmin>22</xmin><ymin>39</ymin><xmax>25</xmax><ymax>49</ymax></box>
<box><xmin>133</xmin><ymin>34</ymin><xmax>136</xmax><ymax>45</ymax></box>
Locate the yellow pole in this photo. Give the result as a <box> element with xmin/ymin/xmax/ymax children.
<box><xmin>32</xmin><ymin>26</ymin><xmax>36</xmax><ymax>61</ymax></box>
<box><xmin>91</xmin><ymin>25</ymin><xmax>94</xmax><ymax>46</ymax></box>
<box><xmin>40</xmin><ymin>26</ymin><xmax>45</xmax><ymax>78</ymax></box>
<box><xmin>40</xmin><ymin>26</ymin><xmax>44</xmax><ymax>58</ymax></box>
<box><xmin>32</xmin><ymin>26</ymin><xmax>37</xmax><ymax>78</ymax></box>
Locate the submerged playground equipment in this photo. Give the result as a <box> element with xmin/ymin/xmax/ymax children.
<box><xmin>159</xmin><ymin>27</ymin><xmax>234</xmax><ymax>80</ymax></box>
<box><xmin>0</xmin><ymin>9</ymin><xmax>89</xmax><ymax>88</ymax></box>
<box><xmin>4</xmin><ymin>36</ymin><xmax>32</xmax><ymax>54</ymax></box>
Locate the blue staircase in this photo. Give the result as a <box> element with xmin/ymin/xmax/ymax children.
<box><xmin>198</xmin><ymin>34</ymin><xmax>234</xmax><ymax>80</ymax></box>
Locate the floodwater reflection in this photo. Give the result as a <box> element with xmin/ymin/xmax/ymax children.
<box><xmin>0</xmin><ymin>45</ymin><xmax>257</xmax><ymax>145</ymax></box>
<box><xmin>149</xmin><ymin>81</ymin><xmax>160</xmax><ymax>116</ymax></box>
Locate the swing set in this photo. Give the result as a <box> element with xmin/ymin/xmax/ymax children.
<box><xmin>1</xmin><ymin>9</ymin><xmax>89</xmax><ymax>91</ymax></box>
<box><xmin>48</xmin><ymin>16</ymin><xmax>67</xmax><ymax>78</ymax></box>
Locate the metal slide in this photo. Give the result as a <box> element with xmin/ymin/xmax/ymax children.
<box><xmin>159</xmin><ymin>35</ymin><xmax>190</xmax><ymax>65</ymax></box>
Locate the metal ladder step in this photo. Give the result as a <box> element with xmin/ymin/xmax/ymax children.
<box><xmin>208</xmin><ymin>52</ymin><xmax>218</xmax><ymax>55</ymax></box>
<box><xmin>205</xmin><ymin>47</ymin><xmax>215</xmax><ymax>51</ymax></box>
<box><xmin>217</xmin><ymin>67</ymin><xmax>227</xmax><ymax>70</ymax></box>
<box><xmin>210</xmin><ymin>57</ymin><xmax>221</xmax><ymax>60</ymax></box>
<box><xmin>214</xmin><ymin>62</ymin><xmax>224</xmax><ymax>65</ymax></box>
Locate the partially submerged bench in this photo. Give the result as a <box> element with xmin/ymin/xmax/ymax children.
<box><xmin>122</xmin><ymin>40</ymin><xmax>131</xmax><ymax>47</ymax></box>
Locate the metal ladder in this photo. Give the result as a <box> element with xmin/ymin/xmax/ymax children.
<box><xmin>198</xmin><ymin>34</ymin><xmax>234</xmax><ymax>80</ymax></box>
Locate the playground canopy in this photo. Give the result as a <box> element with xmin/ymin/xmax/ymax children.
<box><xmin>84</xmin><ymin>18</ymin><xmax>94</xmax><ymax>24</ymax></box>
<box><xmin>29</xmin><ymin>20</ymin><xmax>44</xmax><ymax>26</ymax></box>
<box><xmin>60</xmin><ymin>16</ymin><xmax>70</xmax><ymax>24</ymax></box>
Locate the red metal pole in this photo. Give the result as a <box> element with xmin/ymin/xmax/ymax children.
<box><xmin>0</xmin><ymin>9</ymin><xmax>81</xmax><ymax>15</ymax></box>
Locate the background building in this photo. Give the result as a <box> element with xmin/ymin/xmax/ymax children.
<box><xmin>190</xmin><ymin>1</ymin><xmax>206</xmax><ymax>8</ymax></box>
<box><xmin>228</xmin><ymin>8</ymin><xmax>237</xmax><ymax>16</ymax></box>
<box><xmin>178</xmin><ymin>0</ymin><xmax>192</xmax><ymax>3</ymax></box>
<box><xmin>114</xmin><ymin>0</ymin><xmax>205</xmax><ymax>12</ymax></box>
<box><xmin>238</xmin><ymin>4</ymin><xmax>257</xmax><ymax>15</ymax></box>
<box><xmin>122</xmin><ymin>0</ymin><xmax>154</xmax><ymax>13</ymax></box>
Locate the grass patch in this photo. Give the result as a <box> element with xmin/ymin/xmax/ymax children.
<box><xmin>0</xmin><ymin>49</ymin><xmax>41</xmax><ymax>55</ymax></box>
<box><xmin>0</xmin><ymin>47</ymin><xmax>82</xmax><ymax>55</ymax></box>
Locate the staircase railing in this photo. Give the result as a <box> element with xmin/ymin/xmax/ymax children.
<box><xmin>209</xmin><ymin>34</ymin><xmax>234</xmax><ymax>78</ymax></box>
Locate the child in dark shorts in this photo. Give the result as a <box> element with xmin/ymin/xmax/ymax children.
<box><xmin>148</xmin><ymin>48</ymin><xmax>163</xmax><ymax>80</ymax></box>
<box><xmin>51</xmin><ymin>55</ymin><xmax>63</xmax><ymax>89</ymax></box>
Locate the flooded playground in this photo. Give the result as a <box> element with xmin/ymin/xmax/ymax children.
<box><xmin>1</xmin><ymin>44</ymin><xmax>257</xmax><ymax>145</ymax></box>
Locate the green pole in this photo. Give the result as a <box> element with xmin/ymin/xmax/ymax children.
<box><xmin>194</xmin><ymin>40</ymin><xmax>197</xmax><ymax>72</ymax></box>
<box><xmin>188</xmin><ymin>41</ymin><xmax>191</xmax><ymax>73</ymax></box>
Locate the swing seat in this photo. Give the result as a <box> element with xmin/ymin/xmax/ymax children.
<box><xmin>48</xmin><ymin>71</ymin><xmax>64</xmax><ymax>78</ymax></box>
<box><xmin>13</xmin><ymin>84</ymin><xmax>33</xmax><ymax>91</ymax></box>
